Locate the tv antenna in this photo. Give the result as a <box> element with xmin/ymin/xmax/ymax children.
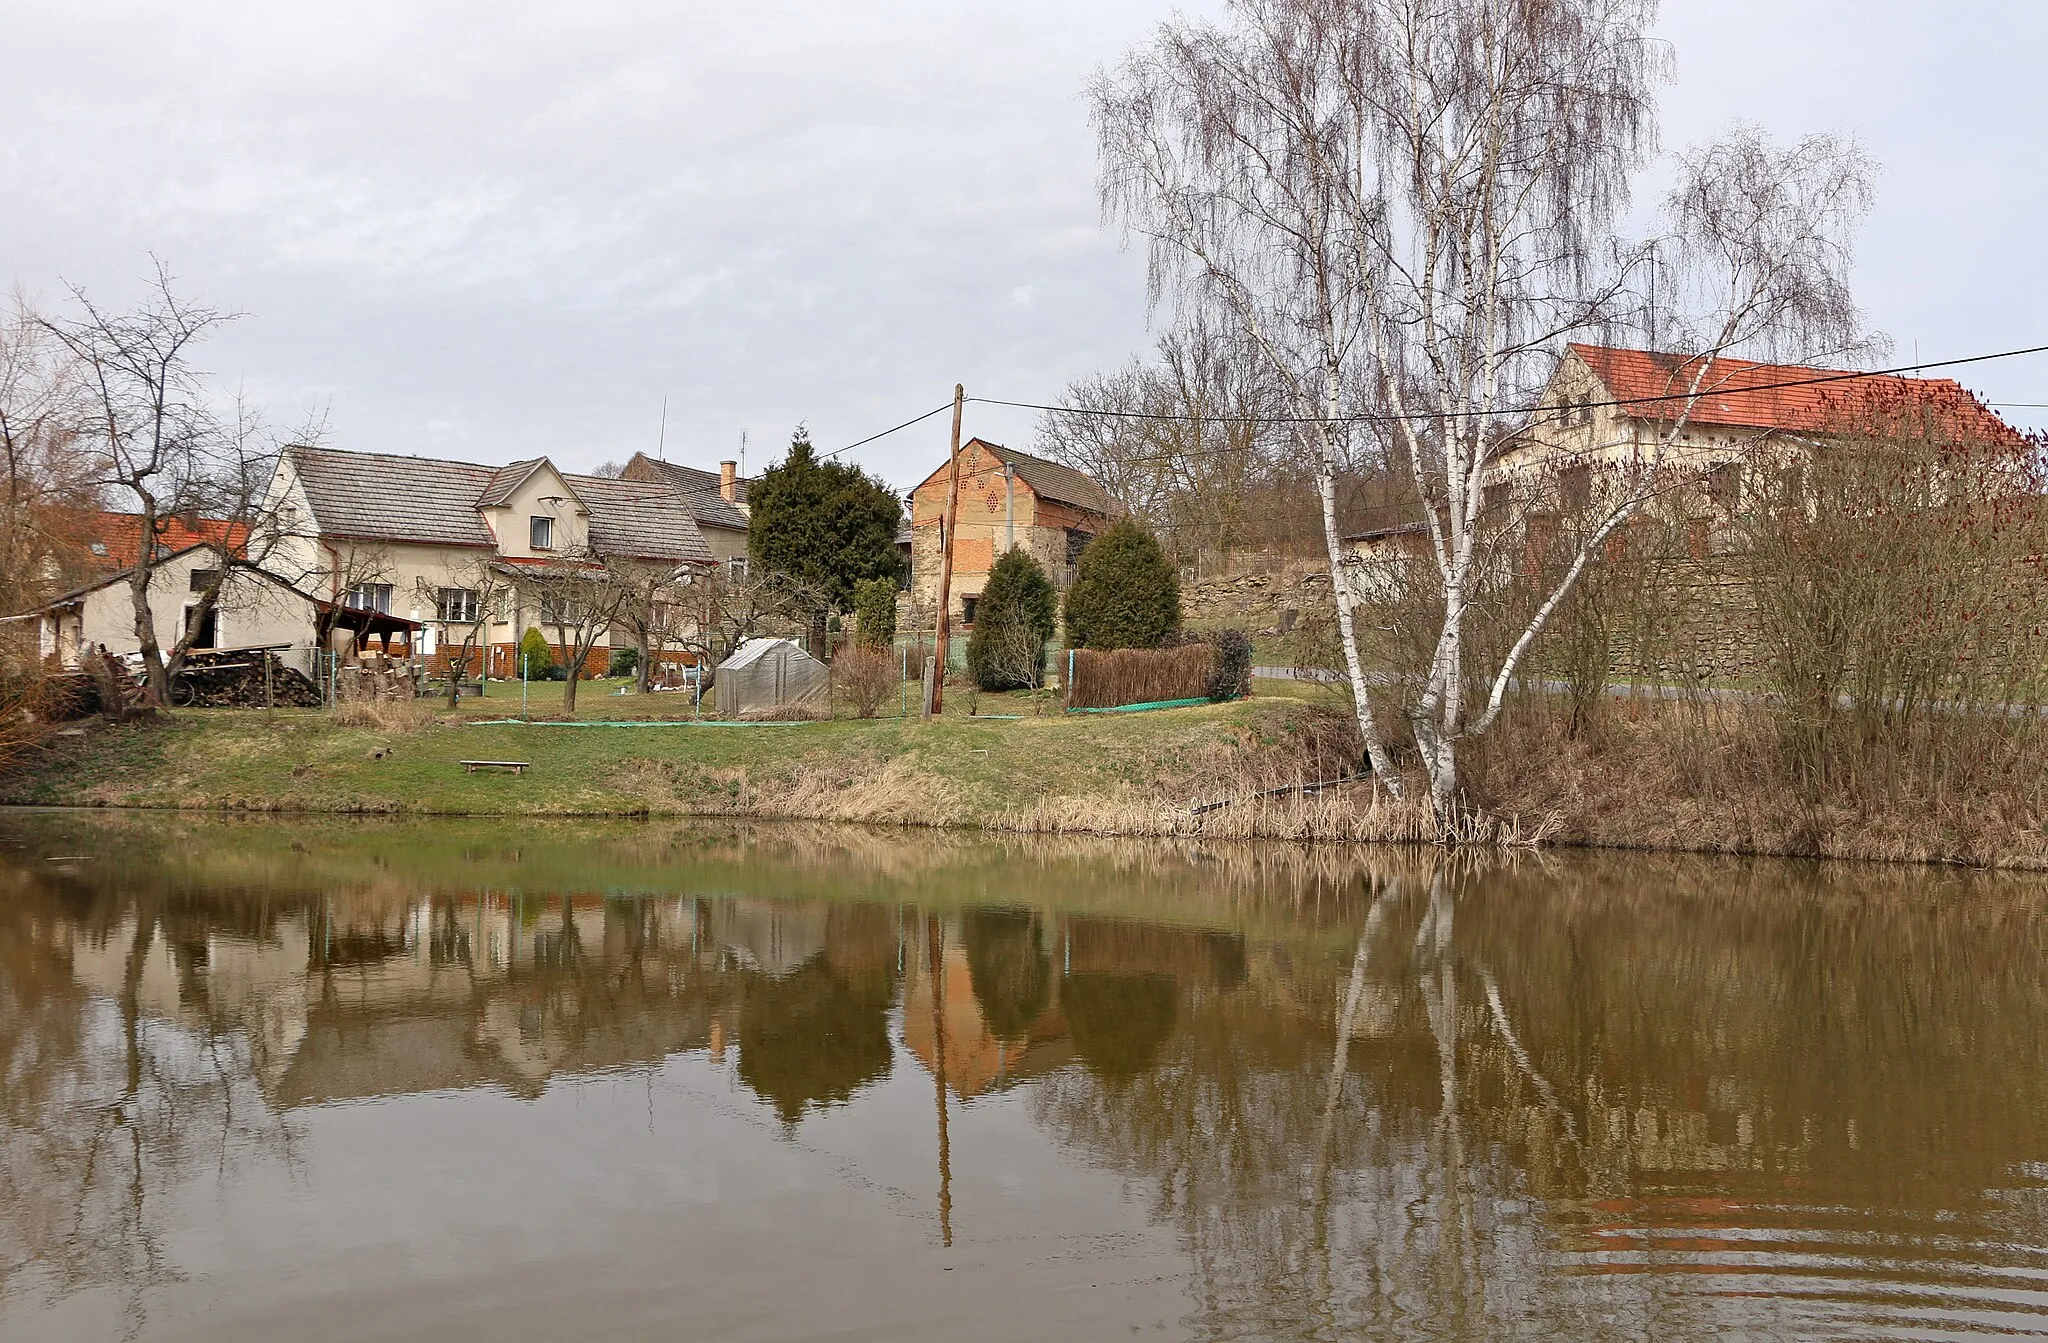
<box><xmin>658</xmin><ymin>395</ymin><xmax>668</xmax><ymax>460</ymax></box>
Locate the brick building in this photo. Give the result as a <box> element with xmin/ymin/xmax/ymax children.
<box><xmin>907</xmin><ymin>439</ymin><xmax>1113</xmax><ymax>627</ymax></box>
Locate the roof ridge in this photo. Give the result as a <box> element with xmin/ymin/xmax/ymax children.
<box><xmin>289</xmin><ymin>443</ymin><xmax>503</xmax><ymax>471</ymax></box>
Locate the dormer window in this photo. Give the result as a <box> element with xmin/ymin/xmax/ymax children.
<box><xmin>530</xmin><ymin>515</ymin><xmax>554</xmax><ymax>550</ymax></box>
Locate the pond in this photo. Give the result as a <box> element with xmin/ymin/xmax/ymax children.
<box><xmin>2</xmin><ymin>811</ymin><xmax>2046</xmax><ymax>1341</ymax></box>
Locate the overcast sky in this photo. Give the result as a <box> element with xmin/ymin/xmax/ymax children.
<box><xmin>4</xmin><ymin>0</ymin><xmax>2043</xmax><ymax>492</ymax></box>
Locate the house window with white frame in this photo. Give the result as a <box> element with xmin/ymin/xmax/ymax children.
<box><xmin>345</xmin><ymin>582</ymin><xmax>394</xmax><ymax>614</ymax></box>
<box><xmin>437</xmin><ymin>587</ymin><xmax>479</xmax><ymax>624</ymax></box>
<box><xmin>538</xmin><ymin>592</ymin><xmax>580</xmax><ymax>627</ymax></box>
<box><xmin>530</xmin><ymin>515</ymin><xmax>554</xmax><ymax>550</ymax></box>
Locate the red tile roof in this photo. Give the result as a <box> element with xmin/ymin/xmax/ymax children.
<box><xmin>87</xmin><ymin>511</ymin><xmax>248</xmax><ymax>570</ymax></box>
<box><xmin>1570</xmin><ymin>344</ymin><xmax>2024</xmax><ymax>444</ymax></box>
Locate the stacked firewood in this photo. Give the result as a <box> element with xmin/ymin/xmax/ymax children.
<box><xmin>177</xmin><ymin>650</ymin><xmax>323</xmax><ymax>708</ymax></box>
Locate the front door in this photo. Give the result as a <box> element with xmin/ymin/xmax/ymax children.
<box><xmin>185</xmin><ymin>605</ymin><xmax>218</xmax><ymax>650</ymax></box>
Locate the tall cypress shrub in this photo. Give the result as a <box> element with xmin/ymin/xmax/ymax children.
<box><xmin>852</xmin><ymin>576</ymin><xmax>899</xmax><ymax>648</ymax></box>
<box><xmin>1062</xmin><ymin>518</ymin><xmax>1181</xmax><ymax>650</ymax></box>
<box><xmin>967</xmin><ymin>548</ymin><xmax>1057</xmax><ymax>690</ymax></box>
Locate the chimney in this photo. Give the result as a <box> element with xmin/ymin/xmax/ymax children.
<box><xmin>719</xmin><ymin>460</ymin><xmax>738</xmax><ymax>503</ymax></box>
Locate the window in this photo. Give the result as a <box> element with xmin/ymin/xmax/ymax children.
<box><xmin>726</xmin><ymin>555</ymin><xmax>749</xmax><ymax>583</ymax></box>
<box><xmin>960</xmin><ymin>595</ymin><xmax>979</xmax><ymax>626</ymax></box>
<box><xmin>530</xmin><ymin>515</ymin><xmax>554</xmax><ymax>550</ymax></box>
<box><xmin>346</xmin><ymin>582</ymin><xmax>394</xmax><ymax>614</ymax></box>
<box><xmin>89</xmin><ymin>541</ymin><xmax>108</xmax><ymax>557</ymax></box>
<box><xmin>437</xmin><ymin>587</ymin><xmax>479</xmax><ymax>624</ymax></box>
<box><xmin>1064</xmin><ymin>528</ymin><xmax>1094</xmax><ymax>567</ymax></box>
<box><xmin>188</xmin><ymin>567</ymin><xmax>220</xmax><ymax>593</ymax></box>
<box><xmin>539</xmin><ymin>592</ymin><xmax>581</xmax><ymax>626</ymax></box>
<box><xmin>1560</xmin><ymin>464</ymin><xmax>1591</xmax><ymax>512</ymax></box>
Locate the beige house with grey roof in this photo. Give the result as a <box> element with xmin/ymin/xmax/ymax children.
<box><xmin>260</xmin><ymin>445</ymin><xmax>714</xmax><ymax>677</ymax></box>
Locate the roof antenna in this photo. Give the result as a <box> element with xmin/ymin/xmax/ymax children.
<box><xmin>740</xmin><ymin>429</ymin><xmax>747</xmax><ymax>478</ymax></box>
<box><xmin>658</xmin><ymin>395</ymin><xmax>668</xmax><ymax>461</ymax></box>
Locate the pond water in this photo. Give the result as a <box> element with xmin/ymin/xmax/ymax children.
<box><xmin>2</xmin><ymin>812</ymin><xmax>2046</xmax><ymax>1341</ymax></box>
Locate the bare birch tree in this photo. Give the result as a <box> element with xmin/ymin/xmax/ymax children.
<box><xmin>1093</xmin><ymin>0</ymin><xmax>1875</xmax><ymax>814</ymax></box>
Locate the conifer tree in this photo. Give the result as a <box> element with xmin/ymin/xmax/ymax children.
<box><xmin>1062</xmin><ymin>518</ymin><xmax>1180</xmax><ymax>650</ymax></box>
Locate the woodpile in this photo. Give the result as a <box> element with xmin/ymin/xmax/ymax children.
<box><xmin>176</xmin><ymin>649</ymin><xmax>323</xmax><ymax>708</ymax></box>
<box><xmin>333</xmin><ymin>658</ymin><xmax>421</xmax><ymax>704</ymax></box>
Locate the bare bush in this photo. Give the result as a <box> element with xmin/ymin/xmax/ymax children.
<box><xmin>831</xmin><ymin>643</ymin><xmax>897</xmax><ymax>719</ymax></box>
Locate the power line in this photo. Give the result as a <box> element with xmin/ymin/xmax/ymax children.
<box><xmin>965</xmin><ymin>341</ymin><xmax>2048</xmax><ymax>428</ymax></box>
<box><xmin>789</xmin><ymin>340</ymin><xmax>2047</xmax><ymax>484</ymax></box>
<box><xmin>820</xmin><ymin>402</ymin><xmax>957</xmax><ymax>459</ymax></box>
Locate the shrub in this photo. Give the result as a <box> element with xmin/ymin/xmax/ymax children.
<box><xmin>608</xmin><ymin>646</ymin><xmax>639</xmax><ymax>680</ymax></box>
<box><xmin>967</xmin><ymin>549</ymin><xmax>1057</xmax><ymax>690</ymax></box>
<box><xmin>852</xmin><ymin>577</ymin><xmax>898</xmax><ymax>648</ymax></box>
<box><xmin>518</xmin><ymin>627</ymin><xmax>554</xmax><ymax>679</ymax></box>
<box><xmin>831</xmin><ymin>642</ymin><xmax>896</xmax><ymax>718</ymax></box>
<box><xmin>1063</xmin><ymin>518</ymin><xmax>1180</xmax><ymax>650</ymax></box>
<box><xmin>1203</xmin><ymin>627</ymin><xmax>1253</xmax><ymax>702</ymax></box>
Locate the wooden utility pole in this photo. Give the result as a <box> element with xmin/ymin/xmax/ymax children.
<box><xmin>926</xmin><ymin>383</ymin><xmax>966</xmax><ymax>718</ymax></box>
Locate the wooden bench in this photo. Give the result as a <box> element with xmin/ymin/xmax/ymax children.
<box><xmin>460</xmin><ymin>760</ymin><xmax>530</xmax><ymax>775</ymax></box>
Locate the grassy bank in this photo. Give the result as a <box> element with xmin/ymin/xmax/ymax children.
<box><xmin>0</xmin><ymin>692</ymin><xmax>1432</xmax><ymax>843</ymax></box>
<box><xmin>9</xmin><ymin>680</ymin><xmax>2047</xmax><ymax>865</ymax></box>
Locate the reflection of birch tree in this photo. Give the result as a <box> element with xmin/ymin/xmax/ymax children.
<box><xmin>0</xmin><ymin>892</ymin><xmax>298</xmax><ymax>1338</ymax></box>
<box><xmin>1030</xmin><ymin>870</ymin><xmax>1617</xmax><ymax>1340</ymax></box>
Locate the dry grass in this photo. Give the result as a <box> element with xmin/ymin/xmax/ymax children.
<box><xmin>330</xmin><ymin>699</ymin><xmax>441</xmax><ymax>731</ymax></box>
<box><xmin>1474</xmin><ymin>696</ymin><xmax>2048</xmax><ymax>868</ymax></box>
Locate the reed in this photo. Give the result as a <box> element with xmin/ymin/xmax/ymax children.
<box><xmin>1068</xmin><ymin>643</ymin><xmax>1214</xmax><ymax>709</ymax></box>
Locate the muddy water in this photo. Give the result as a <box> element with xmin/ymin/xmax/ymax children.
<box><xmin>2</xmin><ymin>813</ymin><xmax>2047</xmax><ymax>1341</ymax></box>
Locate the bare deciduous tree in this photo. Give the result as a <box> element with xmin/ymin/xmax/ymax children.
<box><xmin>415</xmin><ymin>556</ymin><xmax>512</xmax><ymax>708</ymax></box>
<box><xmin>606</xmin><ymin>557</ymin><xmax>704</xmax><ymax>694</ymax></box>
<box><xmin>1093</xmin><ymin>0</ymin><xmax>1876</xmax><ymax>814</ymax></box>
<box><xmin>0</xmin><ymin>296</ymin><xmax>94</xmax><ymax>619</ymax></box>
<box><xmin>41</xmin><ymin>264</ymin><xmax>239</xmax><ymax>705</ymax></box>
<box><xmin>526</xmin><ymin>553</ymin><xmax>631</xmax><ymax>713</ymax></box>
<box><xmin>1038</xmin><ymin>317</ymin><xmax>1291</xmax><ymax>569</ymax></box>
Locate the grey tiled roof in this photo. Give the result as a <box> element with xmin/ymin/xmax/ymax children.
<box><xmin>624</xmin><ymin>454</ymin><xmax>751</xmax><ymax>531</ymax></box>
<box><xmin>286</xmin><ymin>446</ymin><xmax>712</xmax><ymax>562</ymax></box>
<box><xmin>475</xmin><ymin>459</ymin><xmax>547</xmax><ymax>508</ymax></box>
<box><xmin>982</xmin><ymin>443</ymin><xmax>1114</xmax><ymax>517</ymax></box>
<box><xmin>287</xmin><ymin>446</ymin><xmax>500</xmax><ymax>547</ymax></box>
<box><xmin>562</xmin><ymin>473</ymin><xmax>715</xmax><ymax>564</ymax></box>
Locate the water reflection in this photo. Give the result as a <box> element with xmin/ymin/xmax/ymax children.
<box><xmin>4</xmin><ymin>815</ymin><xmax>2048</xmax><ymax>1340</ymax></box>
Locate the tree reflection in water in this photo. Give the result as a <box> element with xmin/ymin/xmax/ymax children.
<box><xmin>6</xmin><ymin>819</ymin><xmax>2048</xmax><ymax>1341</ymax></box>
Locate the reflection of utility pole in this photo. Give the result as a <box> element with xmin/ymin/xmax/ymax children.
<box><xmin>927</xmin><ymin>915</ymin><xmax>953</xmax><ymax>1248</ymax></box>
<box><xmin>926</xmin><ymin>385</ymin><xmax>965</xmax><ymax>718</ymax></box>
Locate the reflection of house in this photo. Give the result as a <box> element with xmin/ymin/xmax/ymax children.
<box><xmin>908</xmin><ymin>440</ymin><xmax>1113</xmax><ymax>627</ymax></box>
<box><xmin>900</xmin><ymin>938</ymin><xmax>1071</xmax><ymax>1101</ymax></box>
